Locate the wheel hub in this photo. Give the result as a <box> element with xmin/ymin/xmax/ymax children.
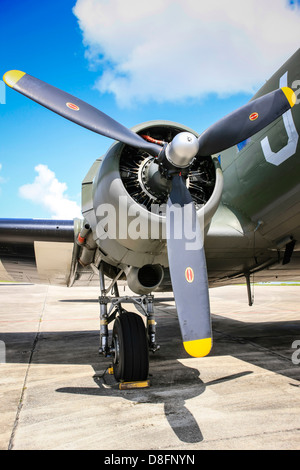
<box><xmin>112</xmin><ymin>333</ymin><xmax>120</xmax><ymax>365</ymax></box>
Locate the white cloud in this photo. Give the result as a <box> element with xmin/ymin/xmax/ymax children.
<box><xmin>19</xmin><ymin>164</ymin><xmax>82</xmax><ymax>219</ymax></box>
<box><xmin>73</xmin><ymin>0</ymin><xmax>300</xmax><ymax>106</ymax></box>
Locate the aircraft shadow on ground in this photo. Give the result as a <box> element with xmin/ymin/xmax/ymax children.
<box><xmin>2</xmin><ymin>310</ymin><xmax>300</xmax><ymax>444</ymax></box>
<box><xmin>58</xmin><ymin>366</ymin><xmax>252</xmax><ymax>444</ymax></box>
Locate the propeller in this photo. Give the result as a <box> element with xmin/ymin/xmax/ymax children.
<box><xmin>3</xmin><ymin>69</ymin><xmax>296</xmax><ymax>358</ymax></box>
<box><xmin>3</xmin><ymin>70</ymin><xmax>161</xmax><ymax>157</ymax></box>
<box><xmin>166</xmin><ymin>174</ymin><xmax>211</xmax><ymax>357</ymax></box>
<box><xmin>196</xmin><ymin>86</ymin><xmax>296</xmax><ymax>157</ymax></box>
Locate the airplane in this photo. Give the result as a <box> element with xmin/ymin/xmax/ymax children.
<box><xmin>1</xmin><ymin>48</ymin><xmax>299</xmax><ymax>385</ymax></box>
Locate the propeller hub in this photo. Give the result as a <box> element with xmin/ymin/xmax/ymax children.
<box><xmin>165</xmin><ymin>132</ymin><xmax>199</xmax><ymax>168</ymax></box>
<box><xmin>139</xmin><ymin>157</ymin><xmax>172</xmax><ymax>201</ymax></box>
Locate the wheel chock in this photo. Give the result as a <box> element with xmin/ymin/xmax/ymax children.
<box><xmin>108</xmin><ymin>366</ymin><xmax>114</xmax><ymax>375</ymax></box>
<box><xmin>119</xmin><ymin>380</ymin><xmax>150</xmax><ymax>390</ymax></box>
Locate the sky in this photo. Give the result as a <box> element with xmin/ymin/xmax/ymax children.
<box><xmin>0</xmin><ymin>0</ymin><xmax>299</xmax><ymax>220</ymax></box>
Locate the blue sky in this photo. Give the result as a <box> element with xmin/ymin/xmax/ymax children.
<box><xmin>0</xmin><ymin>0</ymin><xmax>299</xmax><ymax>219</ymax></box>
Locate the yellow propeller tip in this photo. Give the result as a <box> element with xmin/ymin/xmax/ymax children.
<box><xmin>281</xmin><ymin>86</ymin><xmax>296</xmax><ymax>107</ymax></box>
<box><xmin>3</xmin><ymin>70</ymin><xmax>26</xmax><ymax>88</ymax></box>
<box><xmin>183</xmin><ymin>337</ymin><xmax>212</xmax><ymax>357</ymax></box>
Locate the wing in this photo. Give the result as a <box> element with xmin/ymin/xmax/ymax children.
<box><xmin>205</xmin><ymin>203</ymin><xmax>300</xmax><ymax>287</ymax></box>
<box><xmin>0</xmin><ymin>218</ymin><xmax>78</xmax><ymax>285</ymax></box>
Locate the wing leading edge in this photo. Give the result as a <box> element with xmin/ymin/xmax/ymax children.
<box><xmin>0</xmin><ymin>218</ymin><xmax>76</xmax><ymax>285</ymax></box>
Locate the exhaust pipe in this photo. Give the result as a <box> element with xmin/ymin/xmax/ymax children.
<box><xmin>126</xmin><ymin>264</ymin><xmax>164</xmax><ymax>294</ymax></box>
<box><xmin>77</xmin><ymin>222</ymin><xmax>97</xmax><ymax>267</ymax></box>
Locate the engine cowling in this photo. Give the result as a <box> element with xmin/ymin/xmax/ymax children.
<box><xmin>81</xmin><ymin>120</ymin><xmax>223</xmax><ymax>293</ymax></box>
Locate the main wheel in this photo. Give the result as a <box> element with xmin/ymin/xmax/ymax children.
<box><xmin>112</xmin><ymin>311</ymin><xmax>149</xmax><ymax>382</ymax></box>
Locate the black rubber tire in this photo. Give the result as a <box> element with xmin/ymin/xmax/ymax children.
<box><xmin>112</xmin><ymin>311</ymin><xmax>149</xmax><ymax>382</ymax></box>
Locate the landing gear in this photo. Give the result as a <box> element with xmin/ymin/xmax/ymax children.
<box><xmin>112</xmin><ymin>311</ymin><xmax>149</xmax><ymax>382</ymax></box>
<box><xmin>98</xmin><ymin>263</ymin><xmax>160</xmax><ymax>383</ymax></box>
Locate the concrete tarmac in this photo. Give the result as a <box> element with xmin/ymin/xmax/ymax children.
<box><xmin>0</xmin><ymin>282</ymin><xmax>300</xmax><ymax>450</ymax></box>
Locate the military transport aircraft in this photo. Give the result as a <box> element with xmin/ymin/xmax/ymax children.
<box><xmin>1</xmin><ymin>48</ymin><xmax>299</xmax><ymax>384</ymax></box>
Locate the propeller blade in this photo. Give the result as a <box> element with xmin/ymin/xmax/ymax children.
<box><xmin>3</xmin><ymin>70</ymin><xmax>161</xmax><ymax>157</ymax></box>
<box><xmin>166</xmin><ymin>174</ymin><xmax>212</xmax><ymax>357</ymax></box>
<box><xmin>197</xmin><ymin>87</ymin><xmax>296</xmax><ymax>156</ymax></box>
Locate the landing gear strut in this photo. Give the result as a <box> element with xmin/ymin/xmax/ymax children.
<box><xmin>98</xmin><ymin>263</ymin><xmax>160</xmax><ymax>382</ymax></box>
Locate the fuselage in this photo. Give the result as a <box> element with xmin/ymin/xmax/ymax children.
<box><xmin>204</xmin><ymin>49</ymin><xmax>300</xmax><ymax>285</ymax></box>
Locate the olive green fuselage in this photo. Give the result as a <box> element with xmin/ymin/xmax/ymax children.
<box><xmin>205</xmin><ymin>49</ymin><xmax>300</xmax><ymax>284</ymax></box>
